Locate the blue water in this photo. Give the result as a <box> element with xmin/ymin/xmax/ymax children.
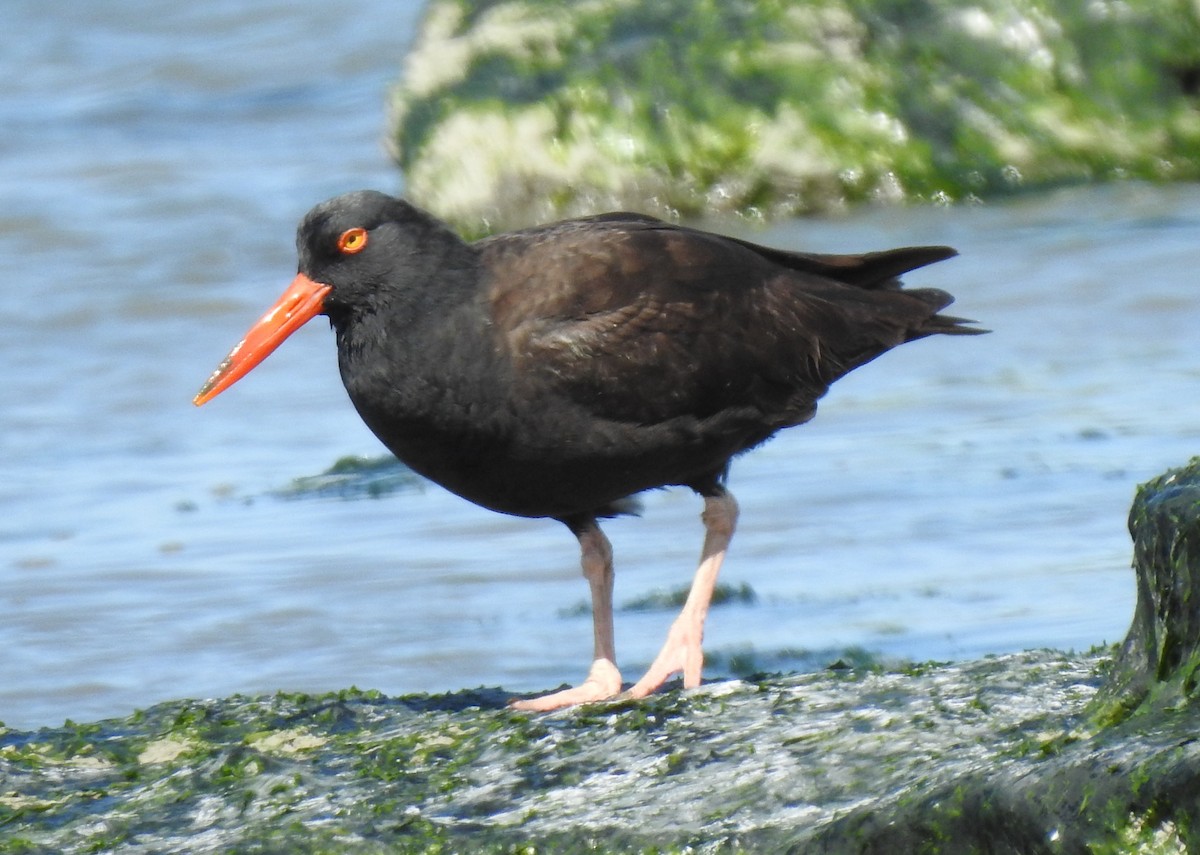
<box><xmin>2</xmin><ymin>1</ymin><xmax>1198</xmax><ymax>731</ymax></box>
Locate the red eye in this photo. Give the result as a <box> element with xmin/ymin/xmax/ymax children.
<box><xmin>337</xmin><ymin>227</ymin><xmax>368</xmax><ymax>254</ymax></box>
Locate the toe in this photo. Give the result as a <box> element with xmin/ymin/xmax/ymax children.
<box><xmin>509</xmin><ymin>659</ymin><xmax>622</xmax><ymax>712</ymax></box>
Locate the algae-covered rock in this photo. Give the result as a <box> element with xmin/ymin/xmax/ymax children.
<box><xmin>389</xmin><ymin>0</ymin><xmax>1200</xmax><ymax>234</ymax></box>
<box><xmin>1100</xmin><ymin>457</ymin><xmax>1200</xmax><ymax>721</ymax></box>
<box><xmin>2</xmin><ymin>651</ymin><xmax>1196</xmax><ymax>853</ymax></box>
<box><xmin>0</xmin><ymin>655</ymin><xmax>1111</xmax><ymax>853</ymax></box>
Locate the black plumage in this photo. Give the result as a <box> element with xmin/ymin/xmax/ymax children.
<box><xmin>196</xmin><ymin>190</ymin><xmax>984</xmax><ymax>710</ymax></box>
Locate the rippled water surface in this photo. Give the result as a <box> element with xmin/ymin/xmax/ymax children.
<box><xmin>2</xmin><ymin>1</ymin><xmax>1198</xmax><ymax>730</ymax></box>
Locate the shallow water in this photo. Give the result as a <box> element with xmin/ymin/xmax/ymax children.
<box><xmin>2</xmin><ymin>1</ymin><xmax>1198</xmax><ymax>731</ymax></box>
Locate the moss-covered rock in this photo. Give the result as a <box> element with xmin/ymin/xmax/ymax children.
<box><xmin>0</xmin><ymin>656</ymin><xmax>1111</xmax><ymax>853</ymax></box>
<box><xmin>1098</xmin><ymin>457</ymin><xmax>1200</xmax><ymax>724</ymax></box>
<box><xmin>389</xmin><ymin>0</ymin><xmax>1200</xmax><ymax>235</ymax></box>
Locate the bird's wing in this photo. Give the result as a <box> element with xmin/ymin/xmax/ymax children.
<box><xmin>477</xmin><ymin>216</ymin><xmax>955</xmax><ymax>427</ymax></box>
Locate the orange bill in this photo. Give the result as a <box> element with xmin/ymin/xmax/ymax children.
<box><xmin>193</xmin><ymin>273</ymin><xmax>332</xmax><ymax>406</ymax></box>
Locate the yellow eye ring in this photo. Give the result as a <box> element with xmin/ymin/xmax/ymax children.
<box><xmin>337</xmin><ymin>227</ymin><xmax>368</xmax><ymax>255</ymax></box>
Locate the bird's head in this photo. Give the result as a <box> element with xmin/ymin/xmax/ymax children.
<box><xmin>192</xmin><ymin>190</ymin><xmax>453</xmax><ymax>406</ymax></box>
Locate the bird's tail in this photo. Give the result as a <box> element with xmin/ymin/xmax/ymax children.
<box><xmin>904</xmin><ymin>287</ymin><xmax>989</xmax><ymax>339</ymax></box>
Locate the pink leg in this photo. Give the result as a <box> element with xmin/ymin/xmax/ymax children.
<box><xmin>510</xmin><ymin>520</ymin><xmax>624</xmax><ymax>711</ymax></box>
<box><xmin>626</xmin><ymin>490</ymin><xmax>739</xmax><ymax>699</ymax></box>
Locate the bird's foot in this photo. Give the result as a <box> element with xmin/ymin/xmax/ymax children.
<box><xmin>625</xmin><ymin>613</ymin><xmax>703</xmax><ymax>699</ymax></box>
<box><xmin>509</xmin><ymin>658</ymin><xmax>623</xmax><ymax>712</ymax></box>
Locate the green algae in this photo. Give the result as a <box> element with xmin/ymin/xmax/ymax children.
<box><xmin>0</xmin><ymin>652</ymin><xmax>1130</xmax><ymax>853</ymax></box>
<box><xmin>1094</xmin><ymin>457</ymin><xmax>1200</xmax><ymax>727</ymax></box>
<box><xmin>271</xmin><ymin>455</ymin><xmax>421</xmax><ymax>501</ymax></box>
<box><xmin>390</xmin><ymin>0</ymin><xmax>1200</xmax><ymax>235</ymax></box>
<box><xmin>7</xmin><ymin>650</ymin><xmax>1200</xmax><ymax>852</ymax></box>
<box><xmin>622</xmin><ymin>580</ymin><xmax>758</xmax><ymax>612</ymax></box>
<box><xmin>559</xmin><ymin>581</ymin><xmax>757</xmax><ymax>619</ymax></box>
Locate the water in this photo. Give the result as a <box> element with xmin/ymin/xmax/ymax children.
<box><xmin>2</xmin><ymin>2</ymin><xmax>1197</xmax><ymax>732</ymax></box>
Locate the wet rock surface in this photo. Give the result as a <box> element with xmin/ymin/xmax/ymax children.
<box><xmin>1103</xmin><ymin>457</ymin><xmax>1200</xmax><ymax>718</ymax></box>
<box><xmin>0</xmin><ymin>653</ymin><xmax>1105</xmax><ymax>853</ymax></box>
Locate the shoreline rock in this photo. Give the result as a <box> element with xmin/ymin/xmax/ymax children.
<box><xmin>1101</xmin><ymin>457</ymin><xmax>1200</xmax><ymax>722</ymax></box>
<box><xmin>0</xmin><ymin>652</ymin><xmax>1110</xmax><ymax>852</ymax></box>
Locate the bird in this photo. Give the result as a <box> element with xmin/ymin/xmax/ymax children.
<box><xmin>194</xmin><ymin>190</ymin><xmax>985</xmax><ymax>711</ymax></box>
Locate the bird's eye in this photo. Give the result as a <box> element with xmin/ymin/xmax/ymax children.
<box><xmin>337</xmin><ymin>227</ymin><xmax>368</xmax><ymax>255</ymax></box>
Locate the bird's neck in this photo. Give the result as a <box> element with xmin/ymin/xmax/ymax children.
<box><xmin>332</xmin><ymin>273</ymin><xmax>511</xmax><ymax>442</ymax></box>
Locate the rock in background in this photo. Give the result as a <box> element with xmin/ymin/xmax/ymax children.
<box><xmin>389</xmin><ymin>0</ymin><xmax>1200</xmax><ymax>234</ymax></box>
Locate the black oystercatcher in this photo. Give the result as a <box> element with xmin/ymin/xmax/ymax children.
<box><xmin>194</xmin><ymin>191</ymin><xmax>984</xmax><ymax>711</ymax></box>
